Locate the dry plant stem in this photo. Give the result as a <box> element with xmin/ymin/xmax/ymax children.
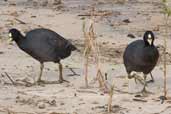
<box><xmin>85</xmin><ymin>54</ymin><xmax>89</xmax><ymax>87</ymax></box>
<box><xmin>97</xmin><ymin>69</ymin><xmax>108</xmax><ymax>90</ymax></box>
<box><xmin>163</xmin><ymin>14</ymin><xmax>168</xmax><ymax>98</ymax></box>
<box><xmin>83</xmin><ymin>21</ymin><xmax>89</xmax><ymax>87</ymax></box>
<box><xmin>90</xmin><ymin>8</ymin><xmax>108</xmax><ymax>91</ymax></box>
<box><xmin>89</xmin><ymin>19</ymin><xmax>107</xmax><ymax>90</ymax></box>
<box><xmin>88</xmin><ymin>21</ymin><xmax>103</xmax><ymax>87</ymax></box>
<box><xmin>96</xmin><ymin>70</ymin><xmax>103</xmax><ymax>88</ymax></box>
<box><xmin>82</xmin><ymin>7</ymin><xmax>107</xmax><ymax>90</ymax></box>
<box><xmin>108</xmin><ymin>83</ymin><xmax>114</xmax><ymax>112</ymax></box>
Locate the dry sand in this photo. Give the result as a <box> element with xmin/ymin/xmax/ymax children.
<box><xmin>0</xmin><ymin>0</ymin><xmax>171</xmax><ymax>114</ymax></box>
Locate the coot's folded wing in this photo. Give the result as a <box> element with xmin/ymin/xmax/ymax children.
<box><xmin>45</xmin><ymin>32</ymin><xmax>71</xmax><ymax>51</ymax></box>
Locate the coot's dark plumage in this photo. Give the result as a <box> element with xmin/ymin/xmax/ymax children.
<box><xmin>8</xmin><ymin>28</ymin><xmax>77</xmax><ymax>83</ymax></box>
<box><xmin>123</xmin><ymin>31</ymin><xmax>159</xmax><ymax>93</ymax></box>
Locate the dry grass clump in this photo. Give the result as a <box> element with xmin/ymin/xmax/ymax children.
<box><xmin>82</xmin><ymin>8</ymin><xmax>115</xmax><ymax>112</ymax></box>
<box><xmin>82</xmin><ymin>8</ymin><xmax>107</xmax><ymax>90</ymax></box>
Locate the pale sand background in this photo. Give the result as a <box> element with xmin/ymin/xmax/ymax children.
<box><xmin>0</xmin><ymin>0</ymin><xmax>171</xmax><ymax>114</ymax></box>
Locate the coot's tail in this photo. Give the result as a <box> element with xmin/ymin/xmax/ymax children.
<box><xmin>68</xmin><ymin>44</ymin><xmax>77</xmax><ymax>51</ymax></box>
<box><xmin>66</xmin><ymin>42</ymin><xmax>80</xmax><ymax>52</ymax></box>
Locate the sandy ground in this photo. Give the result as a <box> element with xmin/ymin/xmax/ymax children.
<box><xmin>0</xmin><ymin>0</ymin><xmax>171</xmax><ymax>114</ymax></box>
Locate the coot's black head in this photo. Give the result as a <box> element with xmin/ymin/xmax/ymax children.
<box><xmin>143</xmin><ymin>31</ymin><xmax>155</xmax><ymax>46</ymax></box>
<box><xmin>8</xmin><ymin>28</ymin><xmax>23</xmax><ymax>42</ymax></box>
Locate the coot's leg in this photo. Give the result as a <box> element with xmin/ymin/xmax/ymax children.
<box><xmin>147</xmin><ymin>72</ymin><xmax>154</xmax><ymax>83</ymax></box>
<box><xmin>141</xmin><ymin>74</ymin><xmax>153</xmax><ymax>94</ymax></box>
<box><xmin>58</xmin><ymin>63</ymin><xmax>63</xmax><ymax>83</ymax></box>
<box><xmin>37</xmin><ymin>63</ymin><xmax>44</xmax><ymax>83</ymax></box>
<box><xmin>141</xmin><ymin>74</ymin><xmax>147</xmax><ymax>93</ymax></box>
<box><xmin>58</xmin><ymin>62</ymin><xmax>69</xmax><ymax>83</ymax></box>
<box><xmin>134</xmin><ymin>76</ymin><xmax>144</xmax><ymax>85</ymax></box>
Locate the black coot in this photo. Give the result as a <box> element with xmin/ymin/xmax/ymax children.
<box><xmin>123</xmin><ymin>31</ymin><xmax>159</xmax><ymax>93</ymax></box>
<box><xmin>8</xmin><ymin>28</ymin><xmax>77</xmax><ymax>84</ymax></box>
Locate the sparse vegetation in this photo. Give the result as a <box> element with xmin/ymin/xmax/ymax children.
<box><xmin>82</xmin><ymin>8</ymin><xmax>107</xmax><ymax>90</ymax></box>
<box><xmin>161</xmin><ymin>0</ymin><xmax>171</xmax><ymax>101</ymax></box>
<box><xmin>1</xmin><ymin>0</ymin><xmax>171</xmax><ymax>113</ymax></box>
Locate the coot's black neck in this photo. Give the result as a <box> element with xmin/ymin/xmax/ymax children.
<box><xmin>144</xmin><ymin>40</ymin><xmax>154</xmax><ymax>47</ymax></box>
<box><xmin>14</xmin><ymin>33</ymin><xmax>25</xmax><ymax>44</ymax></box>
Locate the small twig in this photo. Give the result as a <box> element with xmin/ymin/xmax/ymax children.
<box><xmin>15</xmin><ymin>18</ymin><xmax>45</xmax><ymax>28</ymax></box>
<box><xmin>132</xmin><ymin>98</ymin><xmax>147</xmax><ymax>102</ymax></box>
<box><xmin>68</xmin><ymin>68</ymin><xmax>80</xmax><ymax>76</ymax></box>
<box><xmin>78</xmin><ymin>12</ymin><xmax>112</xmax><ymax>17</ymax></box>
<box><xmin>1</xmin><ymin>72</ymin><xmax>33</xmax><ymax>86</ymax></box>
<box><xmin>78</xmin><ymin>14</ymin><xmax>92</xmax><ymax>17</ymax></box>
<box><xmin>14</xmin><ymin>18</ymin><xmax>26</xmax><ymax>24</ymax></box>
<box><xmin>3</xmin><ymin>72</ymin><xmax>16</xmax><ymax>85</ymax></box>
<box><xmin>77</xmin><ymin>89</ymin><xmax>98</xmax><ymax>94</ymax></box>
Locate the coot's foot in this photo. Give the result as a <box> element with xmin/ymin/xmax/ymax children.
<box><xmin>140</xmin><ymin>88</ymin><xmax>154</xmax><ymax>96</ymax></box>
<box><xmin>146</xmin><ymin>79</ymin><xmax>154</xmax><ymax>84</ymax></box>
<box><xmin>160</xmin><ymin>96</ymin><xmax>167</xmax><ymax>104</ymax></box>
<box><xmin>36</xmin><ymin>80</ymin><xmax>46</xmax><ymax>85</ymax></box>
<box><xmin>134</xmin><ymin>76</ymin><xmax>144</xmax><ymax>85</ymax></box>
<box><xmin>128</xmin><ymin>73</ymin><xmax>144</xmax><ymax>85</ymax></box>
<box><xmin>57</xmin><ymin>79</ymin><xmax>70</xmax><ymax>84</ymax></box>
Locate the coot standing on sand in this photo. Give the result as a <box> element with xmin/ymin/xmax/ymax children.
<box><xmin>123</xmin><ymin>31</ymin><xmax>159</xmax><ymax>93</ymax></box>
<box><xmin>8</xmin><ymin>28</ymin><xmax>77</xmax><ymax>84</ymax></box>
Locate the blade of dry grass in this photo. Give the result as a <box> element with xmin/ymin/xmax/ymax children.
<box><xmin>107</xmin><ymin>80</ymin><xmax>115</xmax><ymax>112</ymax></box>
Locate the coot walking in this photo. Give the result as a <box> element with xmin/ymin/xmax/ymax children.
<box><xmin>8</xmin><ymin>28</ymin><xmax>77</xmax><ymax>84</ymax></box>
<box><xmin>123</xmin><ymin>31</ymin><xmax>159</xmax><ymax>93</ymax></box>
